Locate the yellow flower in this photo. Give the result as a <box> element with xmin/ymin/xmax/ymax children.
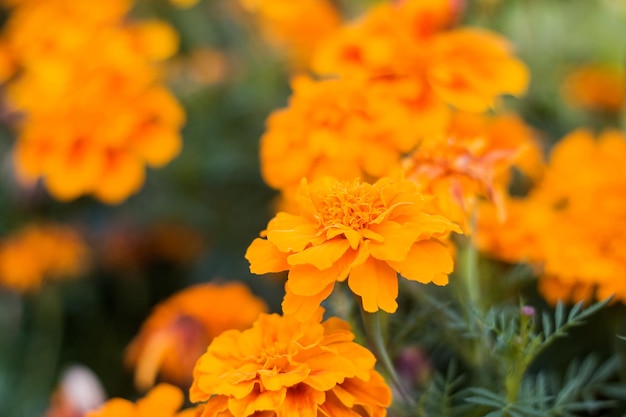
<box><xmin>190</xmin><ymin>309</ymin><xmax>391</xmax><ymax>417</ymax></box>
<box><xmin>0</xmin><ymin>224</ymin><xmax>88</xmax><ymax>293</ymax></box>
<box><xmin>86</xmin><ymin>383</ymin><xmax>200</xmax><ymax>417</ymax></box>
<box><xmin>246</xmin><ymin>176</ymin><xmax>461</xmax><ymax>319</ymax></box>
<box><xmin>1</xmin><ymin>0</ymin><xmax>184</xmax><ymax>204</ymax></box>
<box><xmin>125</xmin><ymin>282</ymin><xmax>267</xmax><ymax>391</ymax></box>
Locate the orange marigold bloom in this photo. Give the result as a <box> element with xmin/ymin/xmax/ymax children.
<box><xmin>239</xmin><ymin>0</ymin><xmax>340</xmax><ymax>67</ymax></box>
<box><xmin>0</xmin><ymin>224</ymin><xmax>87</xmax><ymax>293</ymax></box>
<box><xmin>190</xmin><ymin>309</ymin><xmax>392</xmax><ymax>417</ymax></box>
<box><xmin>314</xmin><ymin>0</ymin><xmax>528</xmax><ymax>113</ymax></box>
<box><xmin>246</xmin><ymin>176</ymin><xmax>461</xmax><ymax>318</ymax></box>
<box><xmin>476</xmin><ymin>129</ymin><xmax>626</xmax><ymax>304</ymax></box>
<box><xmin>561</xmin><ymin>65</ymin><xmax>625</xmax><ymax>113</ymax></box>
<box><xmin>260</xmin><ymin>76</ymin><xmax>448</xmax><ymax>195</ymax></box>
<box><xmin>126</xmin><ymin>282</ymin><xmax>267</xmax><ymax>391</ymax></box>
<box><xmin>86</xmin><ymin>383</ymin><xmax>200</xmax><ymax>417</ymax></box>
<box><xmin>402</xmin><ymin>112</ymin><xmax>543</xmax><ymax>229</ymax></box>
<box><xmin>1</xmin><ymin>0</ymin><xmax>184</xmax><ymax>203</ymax></box>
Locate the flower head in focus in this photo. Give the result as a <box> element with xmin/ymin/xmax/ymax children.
<box><xmin>246</xmin><ymin>176</ymin><xmax>461</xmax><ymax>319</ymax></box>
<box><xmin>190</xmin><ymin>309</ymin><xmax>391</xmax><ymax>417</ymax></box>
<box><xmin>0</xmin><ymin>223</ymin><xmax>88</xmax><ymax>293</ymax></box>
<box><xmin>125</xmin><ymin>282</ymin><xmax>267</xmax><ymax>391</ymax></box>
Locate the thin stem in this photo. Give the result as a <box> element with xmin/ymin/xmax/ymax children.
<box><xmin>360</xmin><ymin>309</ymin><xmax>415</xmax><ymax>406</ymax></box>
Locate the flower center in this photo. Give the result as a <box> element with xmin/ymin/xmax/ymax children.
<box><xmin>315</xmin><ymin>181</ymin><xmax>386</xmax><ymax>231</ymax></box>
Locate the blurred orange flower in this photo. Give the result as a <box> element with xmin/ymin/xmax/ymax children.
<box><xmin>190</xmin><ymin>309</ymin><xmax>391</xmax><ymax>417</ymax></box>
<box><xmin>125</xmin><ymin>282</ymin><xmax>267</xmax><ymax>391</ymax></box>
<box><xmin>239</xmin><ymin>0</ymin><xmax>340</xmax><ymax>67</ymax></box>
<box><xmin>0</xmin><ymin>224</ymin><xmax>88</xmax><ymax>293</ymax></box>
<box><xmin>403</xmin><ymin>112</ymin><xmax>543</xmax><ymax>230</ymax></box>
<box><xmin>0</xmin><ymin>0</ymin><xmax>184</xmax><ymax>203</ymax></box>
<box><xmin>314</xmin><ymin>0</ymin><xmax>528</xmax><ymax>113</ymax></box>
<box><xmin>260</xmin><ymin>76</ymin><xmax>446</xmax><ymax>195</ymax></box>
<box><xmin>246</xmin><ymin>176</ymin><xmax>461</xmax><ymax>319</ymax></box>
<box><xmin>476</xmin><ymin>129</ymin><xmax>626</xmax><ymax>304</ymax></box>
<box><xmin>86</xmin><ymin>383</ymin><xmax>200</xmax><ymax>417</ymax></box>
<box><xmin>562</xmin><ymin>65</ymin><xmax>625</xmax><ymax>113</ymax></box>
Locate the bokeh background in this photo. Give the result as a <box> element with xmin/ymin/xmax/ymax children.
<box><xmin>0</xmin><ymin>0</ymin><xmax>625</xmax><ymax>416</ymax></box>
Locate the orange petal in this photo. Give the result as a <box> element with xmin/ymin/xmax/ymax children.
<box><xmin>388</xmin><ymin>240</ymin><xmax>453</xmax><ymax>284</ymax></box>
<box><xmin>287</xmin><ymin>264</ymin><xmax>337</xmax><ymax>296</ymax></box>
<box><xmin>282</xmin><ymin>282</ymin><xmax>334</xmax><ymax>321</ymax></box>
<box><xmin>245</xmin><ymin>238</ymin><xmax>290</xmax><ymax>274</ymax></box>
<box><xmin>348</xmin><ymin>258</ymin><xmax>398</xmax><ymax>313</ymax></box>
<box><xmin>287</xmin><ymin>239</ymin><xmax>350</xmax><ymax>270</ymax></box>
<box><xmin>266</xmin><ymin>213</ymin><xmax>319</xmax><ymax>252</ymax></box>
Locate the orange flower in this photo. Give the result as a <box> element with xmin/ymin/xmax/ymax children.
<box><xmin>86</xmin><ymin>383</ymin><xmax>200</xmax><ymax>417</ymax></box>
<box><xmin>402</xmin><ymin>111</ymin><xmax>543</xmax><ymax>229</ymax></box>
<box><xmin>260</xmin><ymin>76</ymin><xmax>448</xmax><ymax>196</ymax></box>
<box><xmin>1</xmin><ymin>0</ymin><xmax>184</xmax><ymax>203</ymax></box>
<box><xmin>0</xmin><ymin>224</ymin><xmax>88</xmax><ymax>293</ymax></box>
<box><xmin>190</xmin><ymin>309</ymin><xmax>391</xmax><ymax>417</ymax></box>
<box><xmin>246</xmin><ymin>176</ymin><xmax>461</xmax><ymax>318</ymax></box>
<box><xmin>239</xmin><ymin>0</ymin><xmax>340</xmax><ymax>67</ymax></box>
<box><xmin>125</xmin><ymin>282</ymin><xmax>267</xmax><ymax>391</ymax></box>
<box><xmin>476</xmin><ymin>129</ymin><xmax>626</xmax><ymax>304</ymax></box>
<box><xmin>314</xmin><ymin>0</ymin><xmax>528</xmax><ymax>113</ymax></box>
<box><xmin>561</xmin><ymin>65</ymin><xmax>625</xmax><ymax>113</ymax></box>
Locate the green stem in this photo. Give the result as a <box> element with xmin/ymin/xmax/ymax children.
<box><xmin>360</xmin><ymin>309</ymin><xmax>415</xmax><ymax>406</ymax></box>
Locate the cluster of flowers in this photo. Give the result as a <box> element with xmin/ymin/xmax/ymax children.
<box><xmin>0</xmin><ymin>223</ymin><xmax>87</xmax><ymax>293</ymax></box>
<box><xmin>0</xmin><ymin>0</ymin><xmax>184</xmax><ymax>203</ymax></box>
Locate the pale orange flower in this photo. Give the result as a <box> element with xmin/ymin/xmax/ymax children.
<box><xmin>314</xmin><ymin>0</ymin><xmax>528</xmax><ymax>113</ymax></box>
<box><xmin>1</xmin><ymin>0</ymin><xmax>184</xmax><ymax>203</ymax></box>
<box><xmin>190</xmin><ymin>309</ymin><xmax>391</xmax><ymax>417</ymax></box>
<box><xmin>125</xmin><ymin>282</ymin><xmax>267</xmax><ymax>391</ymax></box>
<box><xmin>0</xmin><ymin>224</ymin><xmax>88</xmax><ymax>293</ymax></box>
<box><xmin>562</xmin><ymin>64</ymin><xmax>625</xmax><ymax>113</ymax></box>
<box><xmin>246</xmin><ymin>176</ymin><xmax>461</xmax><ymax>319</ymax></box>
<box><xmin>86</xmin><ymin>383</ymin><xmax>200</xmax><ymax>417</ymax></box>
<box><xmin>402</xmin><ymin>112</ymin><xmax>543</xmax><ymax>229</ymax></box>
<box><xmin>239</xmin><ymin>0</ymin><xmax>340</xmax><ymax>67</ymax></box>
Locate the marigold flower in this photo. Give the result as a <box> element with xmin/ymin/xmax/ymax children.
<box><xmin>1</xmin><ymin>0</ymin><xmax>184</xmax><ymax>203</ymax></box>
<box><xmin>190</xmin><ymin>309</ymin><xmax>392</xmax><ymax>417</ymax></box>
<box><xmin>86</xmin><ymin>383</ymin><xmax>199</xmax><ymax>417</ymax></box>
<box><xmin>561</xmin><ymin>64</ymin><xmax>625</xmax><ymax>113</ymax></box>
<box><xmin>0</xmin><ymin>223</ymin><xmax>88</xmax><ymax>293</ymax></box>
<box><xmin>246</xmin><ymin>176</ymin><xmax>461</xmax><ymax>318</ymax></box>
<box><xmin>239</xmin><ymin>0</ymin><xmax>340</xmax><ymax>67</ymax></box>
<box><xmin>402</xmin><ymin>112</ymin><xmax>543</xmax><ymax>229</ymax></box>
<box><xmin>125</xmin><ymin>282</ymin><xmax>267</xmax><ymax>391</ymax></box>
<box><xmin>260</xmin><ymin>76</ymin><xmax>447</xmax><ymax>195</ymax></box>
<box><xmin>314</xmin><ymin>0</ymin><xmax>528</xmax><ymax>112</ymax></box>
<box><xmin>476</xmin><ymin>129</ymin><xmax>626</xmax><ymax>304</ymax></box>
